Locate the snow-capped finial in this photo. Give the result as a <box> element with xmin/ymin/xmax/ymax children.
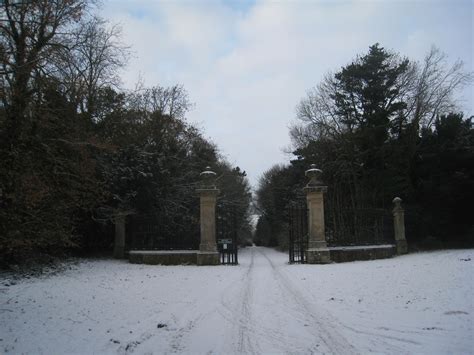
<box><xmin>392</xmin><ymin>197</ymin><xmax>403</xmax><ymax>211</ymax></box>
<box><xmin>305</xmin><ymin>164</ymin><xmax>323</xmax><ymax>187</ymax></box>
<box><xmin>200</xmin><ymin>166</ymin><xmax>217</xmax><ymax>189</ymax></box>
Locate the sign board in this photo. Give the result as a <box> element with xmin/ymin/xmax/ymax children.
<box><xmin>218</xmin><ymin>239</ymin><xmax>233</xmax><ymax>244</ymax></box>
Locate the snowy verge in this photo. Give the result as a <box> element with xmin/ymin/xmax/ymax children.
<box><xmin>1</xmin><ymin>248</ymin><xmax>472</xmax><ymax>354</ymax></box>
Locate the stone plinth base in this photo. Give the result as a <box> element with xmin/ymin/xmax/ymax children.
<box><xmin>197</xmin><ymin>252</ymin><xmax>220</xmax><ymax>265</ymax></box>
<box><xmin>129</xmin><ymin>250</ymin><xmax>197</xmax><ymax>265</ymax></box>
<box><xmin>396</xmin><ymin>240</ymin><xmax>408</xmax><ymax>255</ymax></box>
<box><xmin>329</xmin><ymin>244</ymin><xmax>396</xmax><ymax>263</ymax></box>
<box><xmin>306</xmin><ymin>248</ymin><xmax>331</xmax><ymax>264</ymax></box>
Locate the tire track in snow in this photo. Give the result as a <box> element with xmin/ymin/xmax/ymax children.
<box><xmin>217</xmin><ymin>251</ymin><xmax>255</xmax><ymax>353</ymax></box>
<box><xmin>258</xmin><ymin>247</ymin><xmax>356</xmax><ymax>354</ymax></box>
<box><xmin>260</xmin><ymin>248</ymin><xmax>416</xmax><ymax>354</ymax></box>
<box><xmin>236</xmin><ymin>247</ymin><xmax>260</xmax><ymax>355</ymax></box>
<box><xmin>219</xmin><ymin>247</ymin><xmax>328</xmax><ymax>353</ymax></box>
<box><xmin>218</xmin><ymin>247</ymin><xmax>295</xmax><ymax>353</ymax></box>
<box><xmin>220</xmin><ymin>247</ymin><xmax>405</xmax><ymax>354</ymax></box>
<box><xmin>268</xmin><ymin>251</ymin><xmax>418</xmax><ymax>353</ymax></box>
<box><xmin>166</xmin><ymin>314</ymin><xmax>206</xmax><ymax>354</ymax></box>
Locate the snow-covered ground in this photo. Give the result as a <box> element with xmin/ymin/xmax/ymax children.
<box><xmin>1</xmin><ymin>247</ymin><xmax>472</xmax><ymax>354</ymax></box>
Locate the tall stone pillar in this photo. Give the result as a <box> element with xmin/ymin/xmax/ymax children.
<box><xmin>113</xmin><ymin>214</ymin><xmax>126</xmax><ymax>259</ymax></box>
<box><xmin>304</xmin><ymin>165</ymin><xmax>331</xmax><ymax>264</ymax></box>
<box><xmin>196</xmin><ymin>167</ymin><xmax>220</xmax><ymax>265</ymax></box>
<box><xmin>392</xmin><ymin>197</ymin><xmax>408</xmax><ymax>254</ymax></box>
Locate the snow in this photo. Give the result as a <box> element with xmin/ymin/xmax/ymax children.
<box><xmin>1</xmin><ymin>247</ymin><xmax>472</xmax><ymax>354</ymax></box>
<box><xmin>129</xmin><ymin>250</ymin><xmax>197</xmax><ymax>255</ymax></box>
<box><xmin>328</xmin><ymin>244</ymin><xmax>395</xmax><ymax>250</ymax></box>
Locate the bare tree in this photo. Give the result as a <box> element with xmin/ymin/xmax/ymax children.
<box><xmin>294</xmin><ymin>72</ymin><xmax>342</xmax><ymax>139</ymax></box>
<box><xmin>407</xmin><ymin>46</ymin><xmax>473</xmax><ymax>130</ymax></box>
<box><xmin>54</xmin><ymin>16</ymin><xmax>130</xmax><ymax>120</ymax></box>
<box><xmin>291</xmin><ymin>46</ymin><xmax>473</xmax><ymax>152</ymax></box>
<box><xmin>0</xmin><ymin>0</ymin><xmax>88</xmax><ymax>132</ymax></box>
<box><xmin>130</xmin><ymin>84</ymin><xmax>193</xmax><ymax>120</ymax></box>
<box><xmin>143</xmin><ymin>84</ymin><xmax>193</xmax><ymax>120</ymax></box>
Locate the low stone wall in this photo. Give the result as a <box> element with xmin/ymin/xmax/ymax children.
<box><xmin>329</xmin><ymin>244</ymin><xmax>396</xmax><ymax>263</ymax></box>
<box><xmin>129</xmin><ymin>250</ymin><xmax>198</xmax><ymax>265</ymax></box>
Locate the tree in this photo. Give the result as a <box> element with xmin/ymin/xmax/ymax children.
<box><xmin>215</xmin><ymin>163</ymin><xmax>253</xmax><ymax>245</ymax></box>
<box><xmin>0</xmin><ymin>79</ymin><xmax>107</xmax><ymax>262</ymax></box>
<box><xmin>134</xmin><ymin>84</ymin><xmax>194</xmax><ymax>121</ymax></box>
<box><xmin>0</xmin><ymin>0</ymin><xmax>99</xmax><ymax>263</ymax></box>
<box><xmin>0</xmin><ymin>0</ymin><xmax>88</xmax><ymax>138</ymax></box>
<box><xmin>293</xmin><ymin>45</ymin><xmax>472</xmax><ymax>146</ymax></box>
<box><xmin>288</xmin><ymin>44</ymin><xmax>473</xmax><ymax>248</ymax></box>
<box><xmin>0</xmin><ymin>1</ymin><xmax>131</xmax><ymax>261</ymax></box>
<box><xmin>408</xmin><ymin>47</ymin><xmax>473</xmax><ymax>131</ymax></box>
<box><xmin>255</xmin><ymin>164</ymin><xmax>304</xmax><ymax>248</ymax></box>
<box><xmin>331</xmin><ymin>44</ymin><xmax>409</xmax><ymax>141</ymax></box>
<box><xmin>414</xmin><ymin>113</ymin><xmax>474</xmax><ymax>247</ymax></box>
<box><xmin>291</xmin><ymin>44</ymin><xmax>472</xmax><ymax>204</ymax></box>
<box><xmin>93</xmin><ymin>83</ymin><xmax>253</xmax><ymax>250</ymax></box>
<box><xmin>53</xmin><ymin>16</ymin><xmax>130</xmax><ymax>121</ymax></box>
<box><xmin>0</xmin><ymin>1</ymin><xmax>253</xmax><ymax>264</ymax></box>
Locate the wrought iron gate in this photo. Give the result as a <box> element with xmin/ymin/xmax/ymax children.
<box><xmin>216</xmin><ymin>204</ymin><xmax>238</xmax><ymax>265</ymax></box>
<box><xmin>325</xmin><ymin>204</ymin><xmax>395</xmax><ymax>246</ymax></box>
<box><xmin>288</xmin><ymin>203</ymin><xmax>308</xmax><ymax>264</ymax></box>
<box><xmin>128</xmin><ymin>214</ymin><xmax>199</xmax><ymax>250</ymax></box>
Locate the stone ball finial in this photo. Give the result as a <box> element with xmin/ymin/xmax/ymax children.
<box><xmin>305</xmin><ymin>164</ymin><xmax>324</xmax><ymax>187</ymax></box>
<box><xmin>200</xmin><ymin>166</ymin><xmax>217</xmax><ymax>189</ymax></box>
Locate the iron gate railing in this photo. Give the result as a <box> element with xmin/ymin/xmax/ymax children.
<box><xmin>325</xmin><ymin>207</ymin><xmax>394</xmax><ymax>247</ymax></box>
<box><xmin>288</xmin><ymin>202</ymin><xmax>308</xmax><ymax>264</ymax></box>
<box><xmin>216</xmin><ymin>204</ymin><xmax>238</xmax><ymax>265</ymax></box>
<box><xmin>128</xmin><ymin>214</ymin><xmax>200</xmax><ymax>250</ymax></box>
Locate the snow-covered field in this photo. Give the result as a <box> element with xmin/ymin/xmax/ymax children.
<box><xmin>1</xmin><ymin>247</ymin><xmax>472</xmax><ymax>354</ymax></box>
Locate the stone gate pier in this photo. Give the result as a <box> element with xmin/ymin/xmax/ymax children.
<box><xmin>125</xmin><ymin>166</ymin><xmax>222</xmax><ymax>265</ymax></box>
<box><xmin>304</xmin><ymin>165</ymin><xmax>331</xmax><ymax>264</ymax></box>
<box><xmin>296</xmin><ymin>164</ymin><xmax>408</xmax><ymax>264</ymax></box>
<box><xmin>196</xmin><ymin>167</ymin><xmax>220</xmax><ymax>265</ymax></box>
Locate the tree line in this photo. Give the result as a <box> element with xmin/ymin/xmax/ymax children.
<box><xmin>0</xmin><ymin>0</ymin><xmax>252</xmax><ymax>265</ymax></box>
<box><xmin>255</xmin><ymin>44</ymin><xmax>473</xmax><ymax>250</ymax></box>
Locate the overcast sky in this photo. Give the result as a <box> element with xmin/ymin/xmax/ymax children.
<box><xmin>100</xmin><ymin>0</ymin><xmax>473</xmax><ymax>188</ymax></box>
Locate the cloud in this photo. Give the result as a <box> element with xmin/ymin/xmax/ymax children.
<box><xmin>100</xmin><ymin>0</ymin><xmax>473</xmax><ymax>187</ymax></box>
